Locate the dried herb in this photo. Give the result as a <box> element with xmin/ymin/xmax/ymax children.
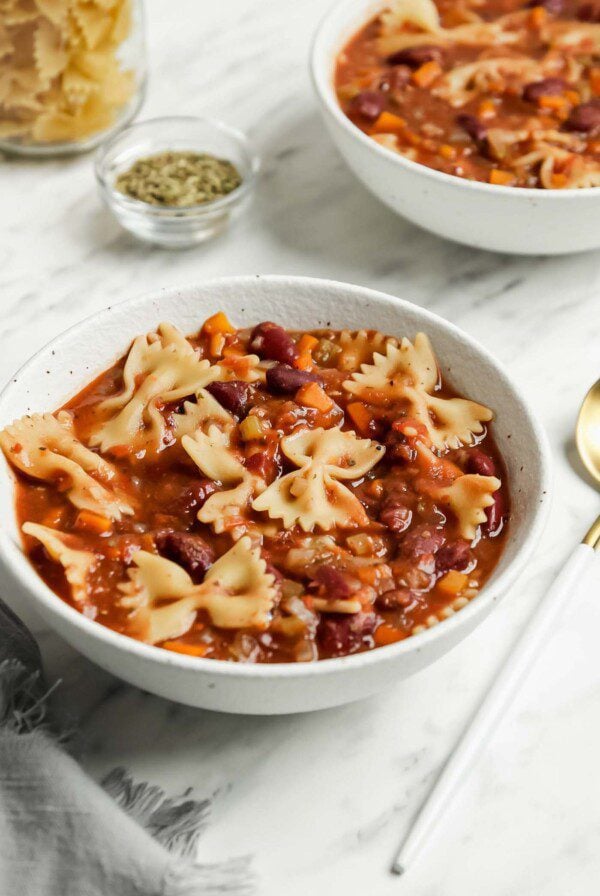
<box><xmin>115</xmin><ymin>151</ymin><xmax>243</xmax><ymax>207</ymax></box>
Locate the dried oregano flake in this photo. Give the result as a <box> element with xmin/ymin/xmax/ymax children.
<box><xmin>115</xmin><ymin>151</ymin><xmax>243</xmax><ymax>207</ymax></box>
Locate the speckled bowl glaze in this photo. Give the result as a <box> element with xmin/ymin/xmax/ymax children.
<box><xmin>311</xmin><ymin>0</ymin><xmax>600</xmax><ymax>255</ymax></box>
<box><xmin>0</xmin><ymin>277</ymin><xmax>551</xmax><ymax>713</ymax></box>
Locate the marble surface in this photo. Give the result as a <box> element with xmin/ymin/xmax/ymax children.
<box><xmin>1</xmin><ymin>0</ymin><xmax>600</xmax><ymax>892</ymax></box>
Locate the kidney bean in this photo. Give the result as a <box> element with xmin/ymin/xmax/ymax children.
<box><xmin>436</xmin><ymin>541</ymin><xmax>471</xmax><ymax>573</ymax></box>
<box><xmin>387</xmin><ymin>45</ymin><xmax>443</xmax><ymax>68</ymax></box>
<box><xmin>245</xmin><ymin>447</ymin><xmax>282</xmax><ymax>484</ymax></box>
<box><xmin>178</xmin><ymin>478</ymin><xmax>218</xmax><ymax>514</ymax></box>
<box><xmin>205</xmin><ymin>380</ymin><xmax>249</xmax><ymax>416</ymax></box>
<box><xmin>384</xmin><ymin>427</ymin><xmax>416</xmax><ymax>463</ymax></box>
<box><xmin>523</xmin><ymin>77</ymin><xmax>567</xmax><ymax>103</ymax></box>
<box><xmin>155</xmin><ymin>531</ymin><xmax>215</xmax><ymax>582</ymax></box>
<box><xmin>266</xmin><ymin>363</ymin><xmax>321</xmax><ymax>395</ymax></box>
<box><xmin>349</xmin><ymin>90</ymin><xmax>386</xmax><ymax>121</ymax></box>
<box><xmin>564</xmin><ymin>100</ymin><xmax>600</xmax><ymax>133</ymax></box>
<box><xmin>456</xmin><ymin>113</ymin><xmax>487</xmax><ymax>143</ymax></box>
<box><xmin>484</xmin><ymin>490</ymin><xmax>506</xmax><ymax>536</ymax></box>
<box><xmin>313</xmin><ymin>565</ymin><xmax>352</xmax><ymax>600</ymax></box>
<box><xmin>375</xmin><ymin>587</ymin><xmax>413</xmax><ymax>611</ymax></box>
<box><xmin>400</xmin><ymin>524</ymin><xmax>445</xmax><ymax>559</ymax></box>
<box><xmin>317</xmin><ymin>612</ymin><xmax>377</xmax><ymax>656</ymax></box>
<box><xmin>578</xmin><ymin>1</ymin><xmax>600</xmax><ymax>20</ymax></box>
<box><xmin>379</xmin><ymin>501</ymin><xmax>412</xmax><ymax>535</ymax></box>
<box><xmin>466</xmin><ymin>448</ymin><xmax>497</xmax><ymax>477</ymax></box>
<box><xmin>250</xmin><ymin>321</ymin><xmax>299</xmax><ymax>365</ymax></box>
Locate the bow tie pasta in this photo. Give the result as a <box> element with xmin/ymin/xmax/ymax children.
<box><xmin>344</xmin><ymin>333</ymin><xmax>493</xmax><ymax>450</ymax></box>
<box><xmin>119</xmin><ymin>536</ymin><xmax>277</xmax><ymax>644</ymax></box>
<box><xmin>23</xmin><ymin>521</ymin><xmax>96</xmax><ymax>607</ymax></box>
<box><xmin>252</xmin><ymin>426</ymin><xmax>384</xmax><ymax>532</ymax></box>
<box><xmin>0</xmin><ymin>412</ymin><xmax>132</xmax><ymax>520</ymax></box>
<box><xmin>90</xmin><ymin>323</ymin><xmax>226</xmax><ymax>454</ymax></box>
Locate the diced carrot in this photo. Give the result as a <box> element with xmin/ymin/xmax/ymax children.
<box><xmin>294</xmin><ymin>334</ymin><xmax>319</xmax><ymax>370</ymax></box>
<box><xmin>357</xmin><ymin>566</ymin><xmax>379</xmax><ymax>585</ymax></box>
<box><xmin>437</xmin><ymin>570</ymin><xmax>469</xmax><ymax>597</ymax></box>
<box><xmin>346</xmin><ymin>401</ymin><xmax>374</xmax><ymax>436</ymax></box>
<box><xmin>374</xmin><ymin>624</ymin><xmax>405</xmax><ymax>646</ymax></box>
<box><xmin>412</xmin><ymin>60</ymin><xmax>442</xmax><ymax>88</ymax></box>
<box><xmin>210</xmin><ymin>332</ymin><xmax>226</xmax><ymax>357</ymax></box>
<box><xmin>414</xmin><ymin>441</ymin><xmax>462</xmax><ymax>483</ymax></box>
<box><xmin>371</xmin><ymin>111</ymin><xmax>406</xmax><ymax>134</ymax></box>
<box><xmin>539</xmin><ymin>94</ymin><xmax>567</xmax><ymax>111</ymax></box>
<box><xmin>74</xmin><ymin>509</ymin><xmax>112</xmax><ymax>535</ymax></box>
<box><xmin>221</xmin><ymin>345</ymin><xmax>245</xmax><ymax>358</ymax></box>
<box><xmin>478</xmin><ymin>99</ymin><xmax>496</xmax><ymax>120</ymax></box>
<box><xmin>297</xmin><ymin>334</ymin><xmax>319</xmax><ymax>354</ymax></box>
<box><xmin>489</xmin><ymin>168</ymin><xmax>514</xmax><ymax>186</ymax></box>
<box><xmin>303</xmin><ymin>595</ymin><xmax>315</xmax><ymax>611</ymax></box>
<box><xmin>295</xmin><ymin>352</ymin><xmax>313</xmax><ymax>371</ymax></box>
<box><xmin>439</xmin><ymin>143</ymin><xmax>456</xmax><ymax>160</ymax></box>
<box><xmin>565</xmin><ymin>89</ymin><xmax>581</xmax><ymax>105</ymax></box>
<box><xmin>202</xmin><ymin>311</ymin><xmax>235</xmax><ymax>335</ymax></box>
<box><xmin>551</xmin><ymin>172</ymin><xmax>568</xmax><ymax>189</ymax></box>
<box><xmin>221</xmin><ymin>353</ymin><xmax>254</xmax><ymax>378</ymax></box>
<box><xmin>528</xmin><ymin>5</ymin><xmax>546</xmax><ymax>27</ymax></box>
<box><xmin>404</xmin><ymin>129</ymin><xmax>422</xmax><ymax>147</ymax></box>
<box><xmin>589</xmin><ymin>139</ymin><xmax>600</xmax><ymax>154</ymax></box>
<box><xmin>590</xmin><ymin>69</ymin><xmax>600</xmax><ymax>97</ymax></box>
<box><xmin>366</xmin><ymin>478</ymin><xmax>384</xmax><ymax>498</ymax></box>
<box><xmin>162</xmin><ymin>641</ymin><xmax>208</xmax><ymax>657</ymax></box>
<box><xmin>296</xmin><ymin>382</ymin><xmax>334</xmax><ymax>412</ymax></box>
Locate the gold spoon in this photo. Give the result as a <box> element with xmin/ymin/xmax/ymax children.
<box><xmin>576</xmin><ymin>378</ymin><xmax>600</xmax><ymax>548</ymax></box>
<box><xmin>393</xmin><ymin>385</ymin><xmax>600</xmax><ymax>875</ymax></box>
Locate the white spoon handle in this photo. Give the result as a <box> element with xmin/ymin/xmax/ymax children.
<box><xmin>393</xmin><ymin>542</ymin><xmax>595</xmax><ymax>876</ymax></box>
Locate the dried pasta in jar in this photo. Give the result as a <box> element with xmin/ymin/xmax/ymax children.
<box><xmin>0</xmin><ymin>0</ymin><xmax>146</xmax><ymax>154</ymax></box>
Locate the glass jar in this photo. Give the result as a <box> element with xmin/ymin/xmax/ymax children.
<box><xmin>0</xmin><ymin>0</ymin><xmax>146</xmax><ymax>156</ymax></box>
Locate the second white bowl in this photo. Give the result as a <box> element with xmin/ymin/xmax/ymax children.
<box><xmin>311</xmin><ymin>0</ymin><xmax>600</xmax><ymax>255</ymax></box>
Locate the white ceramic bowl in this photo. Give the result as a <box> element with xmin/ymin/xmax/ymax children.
<box><xmin>0</xmin><ymin>277</ymin><xmax>551</xmax><ymax>714</ymax></box>
<box><xmin>311</xmin><ymin>0</ymin><xmax>600</xmax><ymax>255</ymax></box>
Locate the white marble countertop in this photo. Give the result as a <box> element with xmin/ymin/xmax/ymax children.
<box><xmin>2</xmin><ymin>0</ymin><xmax>600</xmax><ymax>892</ymax></box>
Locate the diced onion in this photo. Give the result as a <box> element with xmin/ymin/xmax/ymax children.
<box><xmin>239</xmin><ymin>415</ymin><xmax>266</xmax><ymax>441</ymax></box>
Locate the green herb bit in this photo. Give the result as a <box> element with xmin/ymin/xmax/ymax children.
<box><xmin>115</xmin><ymin>151</ymin><xmax>243</xmax><ymax>207</ymax></box>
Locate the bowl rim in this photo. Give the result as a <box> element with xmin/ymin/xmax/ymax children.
<box><xmin>94</xmin><ymin>115</ymin><xmax>261</xmax><ymax>217</ymax></box>
<box><xmin>310</xmin><ymin>0</ymin><xmax>600</xmax><ymax>201</ymax></box>
<box><xmin>0</xmin><ymin>274</ymin><xmax>553</xmax><ymax>680</ymax></box>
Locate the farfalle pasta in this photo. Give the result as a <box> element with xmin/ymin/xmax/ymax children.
<box><xmin>344</xmin><ymin>333</ymin><xmax>493</xmax><ymax>449</ymax></box>
<box><xmin>2</xmin><ymin>312</ymin><xmax>509</xmax><ymax>663</ymax></box>
<box><xmin>119</xmin><ymin>536</ymin><xmax>277</xmax><ymax>643</ymax></box>
<box><xmin>0</xmin><ymin>411</ymin><xmax>132</xmax><ymax>519</ymax></box>
<box><xmin>0</xmin><ymin>0</ymin><xmax>141</xmax><ymax>148</ymax></box>
<box><xmin>182</xmin><ymin>425</ymin><xmax>265</xmax><ymax>535</ymax></box>
<box><xmin>23</xmin><ymin>521</ymin><xmax>96</xmax><ymax>606</ymax></box>
<box><xmin>252</xmin><ymin>426</ymin><xmax>384</xmax><ymax>531</ymax></box>
<box><xmin>90</xmin><ymin>323</ymin><xmax>225</xmax><ymax>453</ymax></box>
<box><xmin>336</xmin><ymin>0</ymin><xmax>600</xmax><ymax>189</ymax></box>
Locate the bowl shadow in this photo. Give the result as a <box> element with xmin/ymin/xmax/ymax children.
<box><xmin>251</xmin><ymin>109</ymin><xmax>503</xmax><ymax>283</ymax></box>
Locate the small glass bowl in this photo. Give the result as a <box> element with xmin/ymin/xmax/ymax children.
<box><xmin>95</xmin><ymin>116</ymin><xmax>260</xmax><ymax>248</ymax></box>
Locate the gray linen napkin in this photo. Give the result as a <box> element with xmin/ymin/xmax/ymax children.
<box><xmin>0</xmin><ymin>598</ymin><xmax>252</xmax><ymax>896</ymax></box>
